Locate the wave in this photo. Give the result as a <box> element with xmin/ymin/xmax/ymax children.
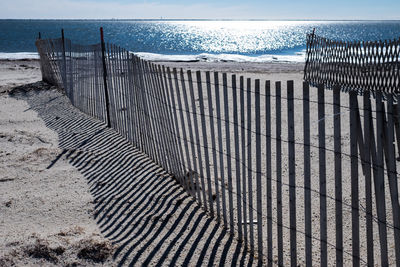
<box><xmin>0</xmin><ymin>52</ymin><xmax>40</xmax><ymax>60</ymax></box>
<box><xmin>0</xmin><ymin>51</ymin><xmax>306</xmax><ymax>63</ymax></box>
<box><xmin>134</xmin><ymin>51</ymin><xmax>306</xmax><ymax>63</ymax></box>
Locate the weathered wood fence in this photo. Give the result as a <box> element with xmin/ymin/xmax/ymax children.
<box><xmin>36</xmin><ymin>30</ymin><xmax>400</xmax><ymax>266</ymax></box>
<box><xmin>304</xmin><ymin>32</ymin><xmax>400</xmax><ymax>93</ymax></box>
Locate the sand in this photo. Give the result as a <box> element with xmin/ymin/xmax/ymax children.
<box><xmin>0</xmin><ymin>59</ymin><xmax>255</xmax><ymax>266</ymax></box>
<box><xmin>1</xmin><ymin>58</ymin><xmax>396</xmax><ymax>266</ymax></box>
<box><xmin>0</xmin><ymin>59</ymin><xmax>41</xmax><ymax>93</ymax></box>
<box><xmin>0</xmin><ymin>60</ymin><xmax>115</xmax><ymax>266</ymax></box>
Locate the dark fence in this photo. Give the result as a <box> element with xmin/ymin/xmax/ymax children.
<box><xmin>36</xmin><ymin>32</ymin><xmax>400</xmax><ymax>266</ymax></box>
<box><xmin>304</xmin><ymin>33</ymin><xmax>400</xmax><ymax>94</ymax></box>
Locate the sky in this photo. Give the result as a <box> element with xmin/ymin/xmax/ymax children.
<box><xmin>0</xmin><ymin>0</ymin><xmax>399</xmax><ymax>20</ymax></box>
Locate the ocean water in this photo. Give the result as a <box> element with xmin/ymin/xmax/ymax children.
<box><xmin>0</xmin><ymin>20</ymin><xmax>400</xmax><ymax>62</ymax></box>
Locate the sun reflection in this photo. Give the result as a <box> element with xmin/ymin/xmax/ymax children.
<box><xmin>118</xmin><ymin>20</ymin><xmax>399</xmax><ymax>59</ymax></box>
<box><xmin>155</xmin><ymin>20</ymin><xmax>319</xmax><ymax>54</ymax></box>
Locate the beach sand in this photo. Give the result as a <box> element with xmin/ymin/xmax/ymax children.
<box><xmin>0</xmin><ymin>59</ymin><xmax>41</xmax><ymax>93</ymax></box>
<box><xmin>1</xmin><ymin>59</ymin><xmax>397</xmax><ymax>266</ymax></box>
<box><xmin>0</xmin><ymin>59</ymin><xmax>256</xmax><ymax>266</ymax></box>
<box><xmin>0</xmin><ymin>60</ymin><xmax>116</xmax><ymax>266</ymax></box>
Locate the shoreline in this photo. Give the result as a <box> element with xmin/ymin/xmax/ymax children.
<box><xmin>0</xmin><ymin>50</ymin><xmax>306</xmax><ymax>63</ymax></box>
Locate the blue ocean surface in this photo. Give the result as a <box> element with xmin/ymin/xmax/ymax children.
<box><xmin>0</xmin><ymin>20</ymin><xmax>399</xmax><ymax>62</ymax></box>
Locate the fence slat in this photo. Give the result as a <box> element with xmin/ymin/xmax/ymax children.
<box><xmin>215</xmin><ymin>72</ymin><xmax>227</xmax><ymax>225</ymax></box>
<box><xmin>223</xmin><ymin>73</ymin><xmax>235</xmax><ymax>232</ymax></box>
<box><xmin>206</xmin><ymin>71</ymin><xmax>220</xmax><ymax>218</ymax></box>
<box><xmin>246</xmin><ymin>78</ymin><xmax>255</xmax><ymax>252</ymax></box>
<box><xmin>265</xmin><ymin>80</ymin><xmax>273</xmax><ymax>266</ymax></box>
<box><xmin>255</xmin><ymin>79</ymin><xmax>263</xmax><ymax>265</ymax></box>
<box><xmin>288</xmin><ymin>80</ymin><xmax>296</xmax><ymax>267</ymax></box>
<box><xmin>129</xmin><ymin>56</ymin><xmax>139</xmax><ymax>147</ymax></box>
<box><xmin>116</xmin><ymin>46</ymin><xmax>126</xmax><ymax>135</ymax></box>
<box><xmin>232</xmin><ymin>74</ymin><xmax>243</xmax><ymax>240</ymax></box>
<box><xmin>303</xmin><ymin>81</ymin><xmax>312</xmax><ymax>267</ymax></box>
<box><xmin>350</xmin><ymin>91</ymin><xmax>360</xmax><ymax>267</ymax></box>
<box><xmin>121</xmin><ymin>48</ymin><xmax>131</xmax><ymax>139</ymax></box>
<box><xmin>318</xmin><ymin>84</ymin><xmax>327</xmax><ymax>266</ymax></box>
<box><xmin>240</xmin><ymin>76</ymin><xmax>248</xmax><ymax>245</ymax></box>
<box><xmin>126</xmin><ymin>54</ymin><xmax>137</xmax><ymax>146</ymax></box>
<box><xmin>275</xmin><ymin>81</ymin><xmax>283</xmax><ymax>266</ymax></box>
<box><xmin>111</xmin><ymin>45</ymin><xmax>122</xmax><ymax>132</ymax></box>
<box><xmin>135</xmin><ymin>58</ymin><xmax>148</xmax><ymax>154</ymax></box>
<box><xmin>333</xmin><ymin>84</ymin><xmax>343</xmax><ymax>267</ymax></box>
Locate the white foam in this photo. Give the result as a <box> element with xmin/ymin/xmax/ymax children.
<box><xmin>0</xmin><ymin>52</ymin><xmax>39</xmax><ymax>60</ymax></box>
<box><xmin>0</xmin><ymin>50</ymin><xmax>306</xmax><ymax>62</ymax></box>
<box><xmin>134</xmin><ymin>51</ymin><xmax>306</xmax><ymax>63</ymax></box>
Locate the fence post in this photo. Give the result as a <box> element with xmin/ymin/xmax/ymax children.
<box><xmin>303</xmin><ymin>28</ymin><xmax>315</xmax><ymax>79</ymax></box>
<box><xmin>254</xmin><ymin>79</ymin><xmax>263</xmax><ymax>265</ymax></box>
<box><xmin>288</xmin><ymin>80</ymin><xmax>296</xmax><ymax>267</ymax></box>
<box><xmin>303</xmin><ymin>81</ymin><xmax>312</xmax><ymax>266</ymax></box>
<box><xmin>333</xmin><ymin>85</ymin><xmax>343</xmax><ymax>267</ymax></box>
<box><xmin>349</xmin><ymin>91</ymin><xmax>360</xmax><ymax>267</ymax></box>
<box><xmin>61</xmin><ymin>29</ymin><xmax>67</xmax><ymax>89</ymax></box>
<box><xmin>100</xmin><ymin>27</ymin><xmax>111</xmax><ymax>128</ymax></box>
<box><xmin>38</xmin><ymin>32</ymin><xmax>41</xmax><ymax>39</ymax></box>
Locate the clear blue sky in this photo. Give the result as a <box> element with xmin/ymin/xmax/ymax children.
<box><xmin>1</xmin><ymin>0</ymin><xmax>399</xmax><ymax>20</ymax></box>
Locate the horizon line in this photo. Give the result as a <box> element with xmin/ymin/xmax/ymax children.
<box><xmin>1</xmin><ymin>18</ymin><xmax>400</xmax><ymax>21</ymax></box>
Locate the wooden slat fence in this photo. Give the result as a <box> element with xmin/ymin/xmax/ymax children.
<box><xmin>36</xmin><ymin>33</ymin><xmax>400</xmax><ymax>266</ymax></box>
<box><xmin>304</xmin><ymin>33</ymin><xmax>400</xmax><ymax>94</ymax></box>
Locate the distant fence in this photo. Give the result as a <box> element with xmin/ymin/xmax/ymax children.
<box><xmin>304</xmin><ymin>32</ymin><xmax>400</xmax><ymax>94</ymax></box>
<box><xmin>36</xmin><ymin>31</ymin><xmax>400</xmax><ymax>266</ymax></box>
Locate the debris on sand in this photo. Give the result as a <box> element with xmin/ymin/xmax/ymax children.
<box><xmin>1</xmin><ymin>229</ymin><xmax>115</xmax><ymax>266</ymax></box>
<box><xmin>8</xmin><ymin>81</ymin><xmax>58</xmax><ymax>95</ymax></box>
<box><xmin>77</xmin><ymin>239</ymin><xmax>114</xmax><ymax>263</ymax></box>
<box><xmin>25</xmin><ymin>239</ymin><xmax>65</xmax><ymax>263</ymax></box>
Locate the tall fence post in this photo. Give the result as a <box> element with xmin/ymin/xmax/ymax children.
<box><xmin>61</xmin><ymin>29</ymin><xmax>67</xmax><ymax>89</ymax></box>
<box><xmin>38</xmin><ymin>32</ymin><xmax>41</xmax><ymax>39</ymax></box>
<box><xmin>100</xmin><ymin>27</ymin><xmax>111</xmax><ymax>128</ymax></box>
<box><xmin>303</xmin><ymin>28</ymin><xmax>315</xmax><ymax>79</ymax></box>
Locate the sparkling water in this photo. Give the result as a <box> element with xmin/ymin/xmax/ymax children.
<box><xmin>0</xmin><ymin>20</ymin><xmax>399</xmax><ymax>61</ymax></box>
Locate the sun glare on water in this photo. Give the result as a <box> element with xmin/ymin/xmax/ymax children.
<box><xmin>154</xmin><ymin>20</ymin><xmax>317</xmax><ymax>54</ymax></box>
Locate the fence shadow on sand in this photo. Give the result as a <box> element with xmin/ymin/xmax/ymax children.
<box><xmin>10</xmin><ymin>84</ymin><xmax>255</xmax><ymax>266</ymax></box>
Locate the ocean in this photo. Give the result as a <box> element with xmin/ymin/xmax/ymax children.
<box><xmin>0</xmin><ymin>20</ymin><xmax>400</xmax><ymax>62</ymax></box>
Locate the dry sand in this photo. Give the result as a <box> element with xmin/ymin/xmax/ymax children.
<box><xmin>0</xmin><ymin>60</ymin><xmax>115</xmax><ymax>266</ymax></box>
<box><xmin>0</xmin><ymin>59</ymin><xmax>41</xmax><ymax>93</ymax></box>
<box><xmin>0</xmin><ymin>59</ymin><xmax>256</xmax><ymax>266</ymax></box>
<box><xmin>1</xmin><ymin>58</ymin><xmax>395</xmax><ymax>266</ymax></box>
